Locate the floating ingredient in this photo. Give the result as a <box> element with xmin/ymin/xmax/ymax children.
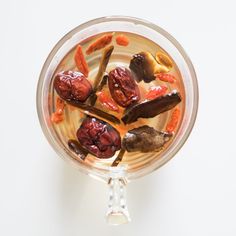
<box><xmin>121</xmin><ymin>91</ymin><xmax>181</xmax><ymax>124</ymax></box>
<box><xmin>115</xmin><ymin>34</ymin><xmax>129</xmax><ymax>46</ymax></box>
<box><xmin>89</xmin><ymin>74</ymin><xmax>108</xmax><ymax>106</ymax></box>
<box><xmin>155</xmin><ymin>51</ymin><xmax>173</xmax><ymax>69</ymax></box>
<box><xmin>145</xmin><ymin>85</ymin><xmax>168</xmax><ymax>100</ymax></box>
<box><xmin>156</xmin><ymin>73</ymin><xmax>176</xmax><ymax>84</ymax></box>
<box><xmin>108</xmin><ymin>67</ymin><xmax>140</xmax><ymax>107</ymax></box>
<box><xmin>86</xmin><ymin>33</ymin><xmax>113</xmax><ymax>55</ymax></box>
<box><xmin>166</xmin><ymin>108</ymin><xmax>180</xmax><ymax>133</ymax></box>
<box><xmin>66</xmin><ymin>99</ymin><xmax>120</xmax><ymax>124</ymax></box>
<box><xmin>129</xmin><ymin>51</ymin><xmax>170</xmax><ymax>83</ymax></box>
<box><xmin>68</xmin><ymin>139</ymin><xmax>87</xmax><ymax>160</ymax></box>
<box><xmin>77</xmin><ymin>117</ymin><xmax>121</xmax><ymax>158</ymax></box>
<box><xmin>51</xmin><ymin>97</ymin><xmax>65</xmax><ymax>124</ymax></box>
<box><xmin>111</xmin><ymin>148</ymin><xmax>126</xmax><ymax>167</ymax></box>
<box><xmin>54</xmin><ymin>71</ymin><xmax>92</xmax><ymax>102</ymax></box>
<box><xmin>122</xmin><ymin>125</ymin><xmax>172</xmax><ymax>152</ymax></box>
<box><xmin>74</xmin><ymin>45</ymin><xmax>89</xmax><ymax>77</ymax></box>
<box><xmin>97</xmin><ymin>91</ymin><xmax>119</xmax><ymax>112</ymax></box>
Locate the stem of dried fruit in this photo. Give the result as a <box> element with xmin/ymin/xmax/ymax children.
<box><xmin>74</xmin><ymin>45</ymin><xmax>89</xmax><ymax>77</ymax></box>
<box><xmin>89</xmin><ymin>74</ymin><xmax>108</xmax><ymax>106</ymax></box>
<box><xmin>68</xmin><ymin>139</ymin><xmax>88</xmax><ymax>160</ymax></box>
<box><xmin>86</xmin><ymin>33</ymin><xmax>113</xmax><ymax>55</ymax></box>
<box><xmin>88</xmin><ymin>45</ymin><xmax>114</xmax><ymax>105</ymax></box>
<box><xmin>111</xmin><ymin>148</ymin><xmax>126</xmax><ymax>167</ymax></box>
<box><xmin>93</xmin><ymin>45</ymin><xmax>114</xmax><ymax>89</ymax></box>
<box><xmin>66</xmin><ymin>99</ymin><xmax>120</xmax><ymax>124</ymax></box>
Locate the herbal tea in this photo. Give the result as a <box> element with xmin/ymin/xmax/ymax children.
<box><xmin>49</xmin><ymin>32</ymin><xmax>185</xmax><ymax>171</ymax></box>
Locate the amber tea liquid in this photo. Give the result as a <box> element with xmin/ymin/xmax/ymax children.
<box><xmin>49</xmin><ymin>32</ymin><xmax>185</xmax><ymax>172</ymax></box>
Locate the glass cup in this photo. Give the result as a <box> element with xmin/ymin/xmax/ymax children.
<box><xmin>36</xmin><ymin>16</ymin><xmax>198</xmax><ymax>225</ymax></box>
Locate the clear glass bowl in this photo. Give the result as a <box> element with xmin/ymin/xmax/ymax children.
<box><xmin>37</xmin><ymin>16</ymin><xmax>198</xmax><ymax>225</ymax></box>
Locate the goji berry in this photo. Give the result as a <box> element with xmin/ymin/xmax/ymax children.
<box><xmin>166</xmin><ymin>108</ymin><xmax>180</xmax><ymax>133</ymax></box>
<box><xmin>97</xmin><ymin>91</ymin><xmax>119</xmax><ymax>112</ymax></box>
<box><xmin>51</xmin><ymin>97</ymin><xmax>65</xmax><ymax>124</ymax></box>
<box><xmin>156</xmin><ymin>73</ymin><xmax>176</xmax><ymax>83</ymax></box>
<box><xmin>145</xmin><ymin>85</ymin><xmax>168</xmax><ymax>100</ymax></box>
<box><xmin>55</xmin><ymin>97</ymin><xmax>65</xmax><ymax>115</ymax></box>
<box><xmin>115</xmin><ymin>34</ymin><xmax>129</xmax><ymax>46</ymax></box>
<box><xmin>51</xmin><ymin>112</ymin><xmax>64</xmax><ymax>124</ymax></box>
<box><xmin>86</xmin><ymin>33</ymin><xmax>113</xmax><ymax>55</ymax></box>
<box><xmin>74</xmin><ymin>45</ymin><xmax>89</xmax><ymax>77</ymax></box>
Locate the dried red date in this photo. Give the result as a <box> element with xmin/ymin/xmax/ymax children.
<box><xmin>108</xmin><ymin>67</ymin><xmax>140</xmax><ymax>107</ymax></box>
<box><xmin>54</xmin><ymin>71</ymin><xmax>92</xmax><ymax>102</ymax></box>
<box><xmin>77</xmin><ymin>117</ymin><xmax>121</xmax><ymax>158</ymax></box>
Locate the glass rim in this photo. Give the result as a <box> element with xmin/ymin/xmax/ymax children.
<box><xmin>37</xmin><ymin>15</ymin><xmax>199</xmax><ymax>181</ymax></box>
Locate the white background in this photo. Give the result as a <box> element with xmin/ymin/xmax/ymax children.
<box><xmin>1</xmin><ymin>0</ymin><xmax>236</xmax><ymax>235</ymax></box>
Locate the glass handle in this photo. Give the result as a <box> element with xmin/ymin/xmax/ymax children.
<box><xmin>106</xmin><ymin>168</ymin><xmax>130</xmax><ymax>225</ymax></box>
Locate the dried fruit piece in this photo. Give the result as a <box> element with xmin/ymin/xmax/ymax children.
<box><xmin>68</xmin><ymin>139</ymin><xmax>87</xmax><ymax>160</ymax></box>
<box><xmin>166</xmin><ymin>108</ymin><xmax>180</xmax><ymax>133</ymax></box>
<box><xmin>54</xmin><ymin>71</ymin><xmax>92</xmax><ymax>102</ymax></box>
<box><xmin>74</xmin><ymin>45</ymin><xmax>89</xmax><ymax>77</ymax></box>
<box><xmin>51</xmin><ymin>112</ymin><xmax>63</xmax><ymax>124</ymax></box>
<box><xmin>86</xmin><ymin>33</ymin><xmax>113</xmax><ymax>55</ymax></box>
<box><xmin>67</xmin><ymin>99</ymin><xmax>120</xmax><ymax>124</ymax></box>
<box><xmin>115</xmin><ymin>34</ymin><xmax>129</xmax><ymax>46</ymax></box>
<box><xmin>122</xmin><ymin>125</ymin><xmax>172</xmax><ymax>152</ymax></box>
<box><xmin>108</xmin><ymin>67</ymin><xmax>140</xmax><ymax>107</ymax></box>
<box><xmin>77</xmin><ymin>117</ymin><xmax>121</xmax><ymax>158</ymax></box>
<box><xmin>145</xmin><ymin>85</ymin><xmax>168</xmax><ymax>100</ymax></box>
<box><xmin>89</xmin><ymin>74</ymin><xmax>108</xmax><ymax>106</ymax></box>
<box><xmin>155</xmin><ymin>52</ymin><xmax>173</xmax><ymax>69</ymax></box>
<box><xmin>97</xmin><ymin>91</ymin><xmax>119</xmax><ymax>112</ymax></box>
<box><xmin>129</xmin><ymin>52</ymin><xmax>170</xmax><ymax>83</ymax></box>
<box><xmin>55</xmin><ymin>97</ymin><xmax>65</xmax><ymax>115</ymax></box>
<box><xmin>51</xmin><ymin>97</ymin><xmax>65</xmax><ymax>124</ymax></box>
<box><xmin>122</xmin><ymin>91</ymin><xmax>181</xmax><ymax>124</ymax></box>
<box><xmin>88</xmin><ymin>45</ymin><xmax>114</xmax><ymax>106</ymax></box>
<box><xmin>156</xmin><ymin>73</ymin><xmax>176</xmax><ymax>84</ymax></box>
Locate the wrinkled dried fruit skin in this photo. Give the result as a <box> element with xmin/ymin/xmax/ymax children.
<box><xmin>122</xmin><ymin>125</ymin><xmax>172</xmax><ymax>152</ymax></box>
<box><xmin>129</xmin><ymin>52</ymin><xmax>170</xmax><ymax>83</ymax></box>
<box><xmin>108</xmin><ymin>67</ymin><xmax>140</xmax><ymax>107</ymax></box>
<box><xmin>77</xmin><ymin>117</ymin><xmax>121</xmax><ymax>158</ymax></box>
<box><xmin>54</xmin><ymin>71</ymin><xmax>92</xmax><ymax>102</ymax></box>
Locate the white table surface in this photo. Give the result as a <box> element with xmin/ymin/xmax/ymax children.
<box><xmin>1</xmin><ymin>0</ymin><xmax>236</xmax><ymax>235</ymax></box>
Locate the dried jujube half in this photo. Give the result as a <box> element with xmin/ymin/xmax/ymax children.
<box><xmin>77</xmin><ymin>117</ymin><xmax>121</xmax><ymax>158</ymax></box>
<box><xmin>122</xmin><ymin>91</ymin><xmax>181</xmax><ymax>124</ymax></box>
<box><xmin>54</xmin><ymin>71</ymin><xmax>92</xmax><ymax>102</ymax></box>
<box><xmin>108</xmin><ymin>67</ymin><xmax>140</xmax><ymax>107</ymax></box>
<box><xmin>129</xmin><ymin>52</ymin><xmax>170</xmax><ymax>83</ymax></box>
<box><xmin>122</xmin><ymin>125</ymin><xmax>172</xmax><ymax>152</ymax></box>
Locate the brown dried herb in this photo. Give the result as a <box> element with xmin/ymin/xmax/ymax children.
<box><xmin>122</xmin><ymin>125</ymin><xmax>172</xmax><ymax>152</ymax></box>
<box><xmin>66</xmin><ymin>99</ymin><xmax>120</xmax><ymax>124</ymax></box>
<box><xmin>68</xmin><ymin>139</ymin><xmax>88</xmax><ymax>160</ymax></box>
<box><xmin>121</xmin><ymin>91</ymin><xmax>181</xmax><ymax>124</ymax></box>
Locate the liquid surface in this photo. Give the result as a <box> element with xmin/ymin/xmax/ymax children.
<box><xmin>49</xmin><ymin>32</ymin><xmax>185</xmax><ymax>172</ymax></box>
